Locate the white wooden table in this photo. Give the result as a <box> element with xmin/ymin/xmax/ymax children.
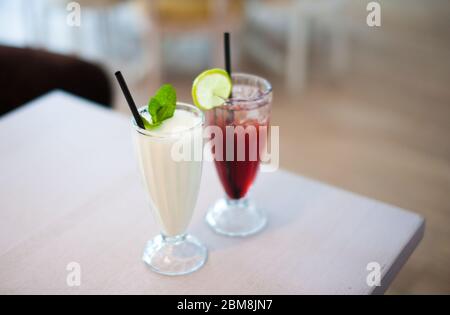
<box><xmin>0</xmin><ymin>91</ymin><xmax>424</xmax><ymax>295</ymax></box>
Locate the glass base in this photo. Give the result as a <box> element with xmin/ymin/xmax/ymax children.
<box><xmin>206</xmin><ymin>197</ymin><xmax>267</xmax><ymax>237</ymax></box>
<box><xmin>142</xmin><ymin>234</ymin><xmax>207</xmax><ymax>276</ymax></box>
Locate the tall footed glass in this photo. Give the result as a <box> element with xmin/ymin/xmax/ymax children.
<box><xmin>206</xmin><ymin>73</ymin><xmax>273</xmax><ymax>237</ymax></box>
<box><xmin>133</xmin><ymin>103</ymin><xmax>207</xmax><ymax>275</ymax></box>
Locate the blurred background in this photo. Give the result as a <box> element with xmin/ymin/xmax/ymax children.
<box><xmin>0</xmin><ymin>0</ymin><xmax>449</xmax><ymax>293</ymax></box>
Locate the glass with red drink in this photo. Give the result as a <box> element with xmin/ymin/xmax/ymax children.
<box><xmin>205</xmin><ymin>73</ymin><xmax>272</xmax><ymax>237</ymax></box>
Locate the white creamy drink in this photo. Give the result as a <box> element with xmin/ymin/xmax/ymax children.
<box><xmin>134</xmin><ymin>104</ymin><xmax>203</xmax><ymax>236</ymax></box>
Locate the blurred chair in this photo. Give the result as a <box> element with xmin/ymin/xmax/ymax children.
<box><xmin>243</xmin><ymin>0</ymin><xmax>349</xmax><ymax>92</ymax></box>
<box><xmin>141</xmin><ymin>0</ymin><xmax>241</xmax><ymax>83</ymax></box>
<box><xmin>0</xmin><ymin>45</ymin><xmax>112</xmax><ymax>116</ymax></box>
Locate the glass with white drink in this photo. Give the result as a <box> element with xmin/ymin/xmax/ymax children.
<box><xmin>133</xmin><ymin>102</ymin><xmax>207</xmax><ymax>276</ymax></box>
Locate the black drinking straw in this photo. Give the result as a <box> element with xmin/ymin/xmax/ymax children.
<box><xmin>224</xmin><ymin>32</ymin><xmax>234</xmax><ymax>125</ymax></box>
<box><xmin>114</xmin><ymin>71</ymin><xmax>145</xmax><ymax>129</ymax></box>
<box><xmin>224</xmin><ymin>32</ymin><xmax>232</xmax><ymax>78</ymax></box>
<box><xmin>223</xmin><ymin>33</ymin><xmax>233</xmax><ymax>173</ymax></box>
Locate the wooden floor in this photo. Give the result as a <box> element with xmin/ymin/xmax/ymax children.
<box><xmin>112</xmin><ymin>1</ymin><xmax>450</xmax><ymax>294</ymax></box>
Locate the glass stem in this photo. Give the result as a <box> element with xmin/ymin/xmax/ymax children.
<box><xmin>226</xmin><ymin>197</ymin><xmax>249</xmax><ymax>208</ymax></box>
<box><xmin>161</xmin><ymin>234</ymin><xmax>186</xmax><ymax>244</ymax></box>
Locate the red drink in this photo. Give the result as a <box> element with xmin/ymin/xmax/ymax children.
<box><xmin>208</xmin><ymin>114</ymin><xmax>268</xmax><ymax>199</ymax></box>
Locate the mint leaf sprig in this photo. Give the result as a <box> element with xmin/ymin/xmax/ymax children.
<box><xmin>141</xmin><ymin>84</ymin><xmax>177</xmax><ymax>130</ymax></box>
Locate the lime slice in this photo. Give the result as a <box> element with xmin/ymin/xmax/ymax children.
<box><xmin>192</xmin><ymin>68</ymin><xmax>232</xmax><ymax>110</ymax></box>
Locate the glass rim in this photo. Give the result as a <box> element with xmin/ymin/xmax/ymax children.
<box><xmin>223</xmin><ymin>72</ymin><xmax>272</xmax><ymax>109</ymax></box>
<box><xmin>132</xmin><ymin>102</ymin><xmax>204</xmax><ymax>138</ymax></box>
